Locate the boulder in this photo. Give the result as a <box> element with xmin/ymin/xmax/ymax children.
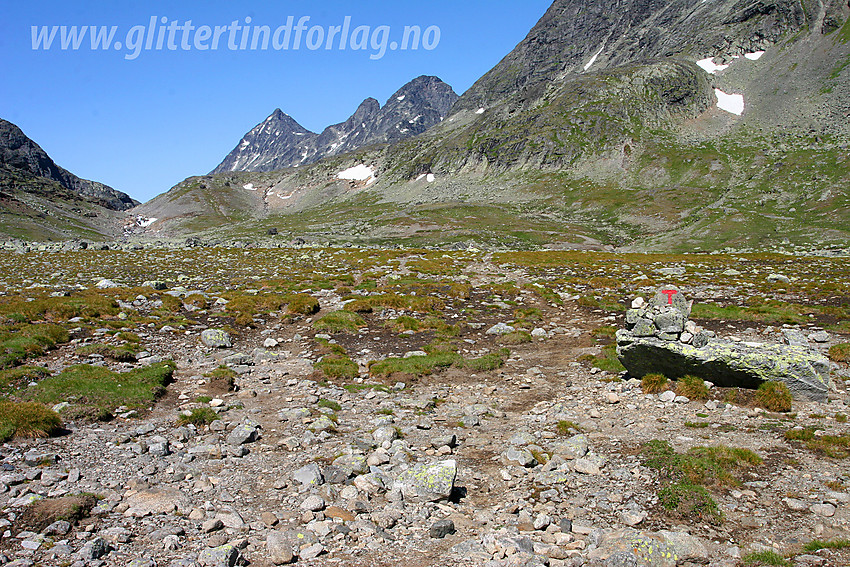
<box><xmin>266</xmin><ymin>529</ymin><xmax>317</xmax><ymax>562</ymax></box>
<box><xmin>618</xmin><ymin>287</ymin><xmax>831</xmax><ymax>401</ymax></box>
<box><xmin>617</xmin><ymin>333</ymin><xmax>830</xmax><ymax>401</ymax></box>
<box><xmin>198</xmin><ymin>544</ymin><xmax>242</xmax><ymax>567</ymax></box>
<box><xmin>586</xmin><ymin>528</ymin><xmax>708</xmax><ymax>567</ymax></box>
<box><xmin>226</xmin><ymin>424</ymin><xmax>259</xmax><ymax>446</ymax></box>
<box><xmin>201</xmin><ymin>329</ymin><xmax>232</xmax><ymax>349</ymax></box>
<box><xmin>395</xmin><ymin>460</ymin><xmax>457</xmax><ymax>502</ymax></box>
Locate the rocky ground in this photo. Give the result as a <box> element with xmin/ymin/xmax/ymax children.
<box><xmin>0</xmin><ymin>248</ymin><xmax>849</xmax><ymax>567</ymax></box>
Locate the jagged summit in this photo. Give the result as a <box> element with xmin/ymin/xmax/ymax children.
<box><xmin>212</xmin><ymin>75</ymin><xmax>459</xmax><ymax>174</ymax></box>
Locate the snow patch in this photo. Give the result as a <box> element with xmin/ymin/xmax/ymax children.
<box><xmin>397</xmin><ymin>95</ymin><xmax>406</xmax><ymax>101</ymax></box>
<box><xmin>584</xmin><ymin>45</ymin><xmax>604</xmax><ymax>71</ymax></box>
<box><xmin>476</xmin><ymin>108</ymin><xmax>485</xmax><ymax>115</ymax></box>
<box><xmin>137</xmin><ymin>216</ymin><xmax>157</xmax><ymax>228</ymax></box>
<box><xmin>243</xmin><ymin>183</ymin><xmax>256</xmax><ymax>191</ymax></box>
<box><xmin>696</xmin><ymin>57</ymin><xmax>729</xmax><ymax>74</ymax></box>
<box><xmin>745</xmin><ymin>51</ymin><xmax>765</xmax><ymax>60</ymax></box>
<box><xmin>715</xmin><ymin>89</ymin><xmax>744</xmax><ymax>115</ymax></box>
<box><xmin>337</xmin><ymin>164</ymin><xmax>375</xmax><ymax>181</ymax></box>
<box><xmin>415</xmin><ymin>174</ymin><xmax>426</xmax><ymax>182</ymax></box>
<box><xmin>426</xmin><ymin>173</ymin><xmax>436</xmax><ymax>183</ymax></box>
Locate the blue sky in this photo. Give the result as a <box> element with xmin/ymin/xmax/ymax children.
<box><xmin>1</xmin><ymin>1</ymin><xmax>552</xmax><ymax>203</ymax></box>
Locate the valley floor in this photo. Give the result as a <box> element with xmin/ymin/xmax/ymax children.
<box><xmin>0</xmin><ymin>247</ymin><xmax>848</xmax><ymax>567</ymax></box>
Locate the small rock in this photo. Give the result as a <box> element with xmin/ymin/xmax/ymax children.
<box><xmin>202</xmin><ymin>519</ymin><xmax>224</xmax><ymax>533</ymax></box>
<box><xmin>226</xmin><ymin>424</ymin><xmax>259</xmax><ymax>446</ymax></box>
<box><xmin>300</xmin><ymin>543</ymin><xmax>325</xmax><ymax>560</ymax></box>
<box><xmin>430</xmin><ymin>519</ymin><xmax>456</xmax><ymax>539</ymax></box>
<box><xmin>809</xmin><ymin>331</ymin><xmax>830</xmax><ymax>343</ymax></box>
<box><xmin>811</xmin><ymin>503</ymin><xmax>836</xmax><ymax>517</ymax></box>
<box><xmin>42</xmin><ymin>520</ymin><xmax>71</xmax><ymax>536</ymax></box>
<box><xmin>261</xmin><ymin>512</ymin><xmax>279</xmax><ymax>527</ymax></box>
<box><xmin>503</xmin><ymin>447</ymin><xmax>537</xmax><ymax>468</ymax></box>
<box><xmin>266</xmin><ymin>532</ymin><xmax>294</xmax><ymax>565</ymax></box>
<box><xmin>292</xmin><ymin>463</ymin><xmax>324</xmax><ymax>486</ymax></box>
<box><xmin>783</xmin><ymin>497</ymin><xmax>809</xmax><ymax>511</ymax></box>
<box><xmin>659</xmin><ymin>391</ymin><xmax>676</xmax><ymax>403</ymax></box>
<box><xmin>573</xmin><ymin>458</ymin><xmax>601</xmax><ymax>475</ymax></box>
<box><xmin>300</xmin><ymin>494</ymin><xmax>326</xmax><ymax>512</ymax></box>
<box><xmin>767</xmin><ymin>274</ymin><xmax>791</xmax><ymax>284</ymax></box>
<box><xmin>325</xmin><ymin>506</ymin><xmax>355</xmax><ymax>522</ymax></box>
<box><xmin>77</xmin><ymin>537</ymin><xmax>110</xmax><ymax>560</ymax></box>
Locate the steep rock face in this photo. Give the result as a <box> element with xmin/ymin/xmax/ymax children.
<box><xmin>453</xmin><ymin>0</ymin><xmax>815</xmax><ymax>112</ymax></box>
<box><xmin>0</xmin><ymin>119</ymin><xmax>137</xmax><ymax>210</ymax></box>
<box><xmin>212</xmin><ymin>75</ymin><xmax>458</xmax><ymax>173</ymax></box>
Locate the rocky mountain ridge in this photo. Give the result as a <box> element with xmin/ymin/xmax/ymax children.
<box><xmin>0</xmin><ymin>118</ymin><xmax>137</xmax><ymax>211</ymax></box>
<box><xmin>212</xmin><ymin>75</ymin><xmax>458</xmax><ymax>174</ymax></box>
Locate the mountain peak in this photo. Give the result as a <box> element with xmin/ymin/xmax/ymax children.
<box><xmin>212</xmin><ymin>76</ymin><xmax>458</xmax><ymax>174</ymax></box>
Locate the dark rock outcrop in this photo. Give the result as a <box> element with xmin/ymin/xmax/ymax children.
<box><xmin>0</xmin><ymin>118</ymin><xmax>137</xmax><ymax>210</ymax></box>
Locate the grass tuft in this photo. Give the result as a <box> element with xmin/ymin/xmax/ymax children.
<box><xmin>803</xmin><ymin>539</ymin><xmax>850</xmax><ymax>553</ymax></box>
<box><xmin>287</xmin><ymin>294</ymin><xmax>320</xmax><ymax>316</ymax></box>
<box><xmin>315</xmin><ymin>355</ymin><xmax>359</xmax><ymax>379</ymax></box>
<box><xmin>76</xmin><ymin>343</ymin><xmax>140</xmax><ymax>362</ymax></box>
<box><xmin>741</xmin><ymin>550</ymin><xmax>790</xmax><ymax>566</ymax></box>
<box><xmin>27</xmin><ymin>361</ymin><xmax>175</xmax><ymax>421</ymax></box>
<box><xmin>498</xmin><ymin>330</ymin><xmax>533</xmax><ymax>345</ymax></box>
<box><xmin>785</xmin><ymin>427</ymin><xmax>850</xmax><ymax>458</ymax></box>
<box><xmin>318</xmin><ymin>399</ymin><xmax>342</xmax><ymax>412</ymax></box>
<box><xmin>641</xmin><ymin>373</ymin><xmax>669</xmax><ymax>394</ymax></box>
<box><xmin>641</xmin><ymin>440</ymin><xmax>762</xmax><ymax>524</ymax></box>
<box><xmin>0</xmin><ymin>401</ymin><xmax>62</xmax><ymax>441</ymax></box>
<box><xmin>556</xmin><ymin>420</ymin><xmax>583</xmax><ymax>436</ymax></box>
<box><xmin>314</xmin><ymin>311</ymin><xmax>367</xmax><ymax>333</ymax></box>
<box><xmin>755</xmin><ymin>382</ymin><xmax>793</xmax><ymax>412</ymax></box>
<box><xmin>829</xmin><ymin>343</ymin><xmax>850</xmax><ymax>363</ymax></box>
<box><xmin>676</xmin><ymin>375</ymin><xmax>710</xmax><ymax>401</ymax></box>
<box><xmin>176</xmin><ymin>407</ymin><xmax>220</xmax><ymax>427</ymax></box>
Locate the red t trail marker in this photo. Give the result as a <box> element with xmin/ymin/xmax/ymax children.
<box><xmin>661</xmin><ymin>290</ymin><xmax>678</xmax><ymax>305</ymax></box>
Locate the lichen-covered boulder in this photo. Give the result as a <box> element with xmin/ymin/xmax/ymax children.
<box><xmin>396</xmin><ymin>459</ymin><xmax>457</xmax><ymax>502</ymax></box>
<box><xmin>198</xmin><ymin>544</ymin><xmax>242</xmax><ymax>567</ymax></box>
<box><xmin>618</xmin><ymin>286</ymin><xmax>831</xmax><ymax>401</ymax></box>
<box><xmin>201</xmin><ymin>329</ymin><xmax>232</xmax><ymax>349</ymax></box>
<box><xmin>586</xmin><ymin>528</ymin><xmax>708</xmax><ymax>567</ymax></box>
<box><xmin>617</xmin><ymin>332</ymin><xmax>830</xmax><ymax>401</ymax></box>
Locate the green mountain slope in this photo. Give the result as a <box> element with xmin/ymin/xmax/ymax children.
<box><xmin>138</xmin><ymin>0</ymin><xmax>850</xmax><ymax>252</ymax></box>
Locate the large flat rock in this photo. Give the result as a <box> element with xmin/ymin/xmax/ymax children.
<box><xmin>617</xmin><ymin>331</ymin><xmax>831</xmax><ymax>401</ymax></box>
